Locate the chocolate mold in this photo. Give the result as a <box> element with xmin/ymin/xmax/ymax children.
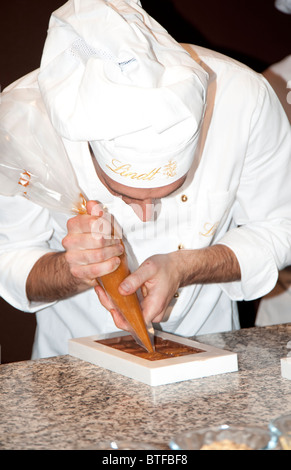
<box><xmin>69</xmin><ymin>330</ymin><xmax>238</xmax><ymax>386</ymax></box>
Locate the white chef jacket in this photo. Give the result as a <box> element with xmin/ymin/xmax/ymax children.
<box><xmin>1</xmin><ymin>45</ymin><xmax>291</xmax><ymax>359</ymax></box>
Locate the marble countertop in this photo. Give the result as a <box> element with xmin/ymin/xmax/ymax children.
<box><xmin>1</xmin><ymin>324</ymin><xmax>291</xmax><ymax>450</ymax></box>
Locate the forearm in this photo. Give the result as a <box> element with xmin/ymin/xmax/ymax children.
<box><xmin>26</xmin><ymin>251</ymin><xmax>92</xmax><ymax>302</ymax></box>
<box><xmin>116</xmin><ymin>244</ymin><xmax>241</xmax><ymax>325</ymax></box>
<box><xmin>176</xmin><ymin>244</ymin><xmax>241</xmax><ymax>287</ymax></box>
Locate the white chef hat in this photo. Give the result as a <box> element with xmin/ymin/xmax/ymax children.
<box><xmin>38</xmin><ymin>0</ymin><xmax>208</xmax><ymax>188</ymax></box>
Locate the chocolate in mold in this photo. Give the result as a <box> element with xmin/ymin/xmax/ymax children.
<box><xmin>96</xmin><ymin>335</ymin><xmax>205</xmax><ymax>361</ymax></box>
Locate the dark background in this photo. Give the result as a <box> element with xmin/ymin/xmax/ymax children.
<box><xmin>0</xmin><ymin>0</ymin><xmax>290</xmax><ymax>363</ymax></box>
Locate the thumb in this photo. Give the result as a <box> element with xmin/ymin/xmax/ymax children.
<box><xmin>119</xmin><ymin>259</ymin><xmax>156</xmax><ymax>296</ymax></box>
<box><xmin>86</xmin><ymin>200</ymin><xmax>103</xmax><ymax>216</ymax></box>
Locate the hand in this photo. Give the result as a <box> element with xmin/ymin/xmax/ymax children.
<box><xmin>117</xmin><ymin>252</ymin><xmax>182</xmax><ymax>325</ymax></box>
<box><xmin>94</xmin><ymin>245</ymin><xmax>241</xmax><ymax>329</ymax></box>
<box><xmin>62</xmin><ymin>200</ymin><xmax>124</xmax><ymax>288</ymax></box>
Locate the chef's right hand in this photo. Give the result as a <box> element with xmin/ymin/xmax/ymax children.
<box><xmin>62</xmin><ymin>200</ymin><xmax>124</xmax><ymax>287</ymax></box>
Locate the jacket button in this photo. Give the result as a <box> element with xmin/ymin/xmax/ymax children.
<box><xmin>174</xmin><ymin>292</ymin><xmax>180</xmax><ymax>298</ymax></box>
<box><xmin>181</xmin><ymin>195</ymin><xmax>188</xmax><ymax>202</ymax></box>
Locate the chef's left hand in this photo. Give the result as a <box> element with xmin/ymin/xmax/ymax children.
<box><xmin>95</xmin><ymin>244</ymin><xmax>241</xmax><ymax>328</ymax></box>
<box><xmin>119</xmin><ymin>253</ymin><xmax>181</xmax><ymax>325</ymax></box>
<box><xmin>94</xmin><ymin>253</ymin><xmax>181</xmax><ymax>329</ymax></box>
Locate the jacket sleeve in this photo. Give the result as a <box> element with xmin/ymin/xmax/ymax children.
<box><xmin>0</xmin><ymin>195</ymin><xmax>57</xmax><ymax>312</ymax></box>
<box><xmin>218</xmin><ymin>78</ymin><xmax>291</xmax><ymax>300</ymax></box>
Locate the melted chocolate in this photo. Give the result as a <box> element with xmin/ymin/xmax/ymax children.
<box><xmin>96</xmin><ymin>335</ymin><xmax>205</xmax><ymax>361</ymax></box>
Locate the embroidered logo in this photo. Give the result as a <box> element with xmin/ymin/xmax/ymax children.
<box><xmin>163</xmin><ymin>160</ymin><xmax>177</xmax><ymax>178</ymax></box>
<box><xmin>106</xmin><ymin>159</ymin><xmax>159</xmax><ymax>182</ymax></box>
<box><xmin>199</xmin><ymin>222</ymin><xmax>219</xmax><ymax>237</ymax></box>
<box><xmin>106</xmin><ymin>159</ymin><xmax>178</xmax><ymax>182</ymax></box>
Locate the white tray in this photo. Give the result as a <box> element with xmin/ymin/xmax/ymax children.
<box><xmin>68</xmin><ymin>330</ymin><xmax>238</xmax><ymax>386</ymax></box>
<box><xmin>281</xmin><ymin>356</ymin><xmax>291</xmax><ymax>380</ymax></box>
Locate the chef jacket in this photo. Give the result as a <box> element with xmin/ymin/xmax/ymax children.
<box><xmin>1</xmin><ymin>45</ymin><xmax>291</xmax><ymax>359</ymax></box>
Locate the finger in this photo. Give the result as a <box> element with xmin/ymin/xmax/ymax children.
<box><xmin>66</xmin><ymin>213</ymin><xmax>101</xmax><ymax>235</ymax></box>
<box><xmin>94</xmin><ymin>284</ymin><xmax>114</xmax><ymax>311</ymax></box>
<box><xmin>66</xmin><ymin>212</ymin><xmax>117</xmax><ymax>243</ymax></box>
<box><xmin>62</xmin><ymin>232</ymin><xmax>123</xmax><ymax>251</ymax></box>
<box><xmin>91</xmin><ymin>216</ymin><xmax>114</xmax><ymax>239</ymax></box>
<box><xmin>95</xmin><ymin>285</ymin><xmax>130</xmax><ymax>331</ymax></box>
<box><xmin>69</xmin><ymin>256</ymin><xmax>121</xmax><ymax>280</ymax></box>
<box><xmin>110</xmin><ymin>309</ymin><xmax>131</xmax><ymax>331</ymax></box>
<box><xmin>67</xmin><ymin>199</ymin><xmax>106</xmax><ymax>235</ymax></box>
<box><xmin>86</xmin><ymin>200</ymin><xmax>103</xmax><ymax>216</ymax></box>
<box><xmin>118</xmin><ymin>258</ymin><xmax>157</xmax><ymax>295</ymax></box>
<box><xmin>88</xmin><ymin>200</ymin><xmax>122</xmax><ymax>240</ymax></box>
<box><xmin>64</xmin><ymin>243</ymin><xmax>124</xmax><ymax>265</ymax></box>
<box><xmin>91</xmin><ymin>209</ymin><xmax>122</xmax><ymax>240</ymax></box>
<box><xmin>141</xmin><ymin>294</ymin><xmax>168</xmax><ymax>324</ymax></box>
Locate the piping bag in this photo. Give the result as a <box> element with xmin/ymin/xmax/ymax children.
<box><xmin>0</xmin><ymin>87</ymin><xmax>155</xmax><ymax>353</ymax></box>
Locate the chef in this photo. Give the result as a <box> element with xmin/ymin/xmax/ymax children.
<box><xmin>0</xmin><ymin>0</ymin><xmax>291</xmax><ymax>359</ymax></box>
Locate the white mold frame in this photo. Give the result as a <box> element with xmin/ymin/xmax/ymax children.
<box><xmin>281</xmin><ymin>357</ymin><xmax>291</xmax><ymax>380</ymax></box>
<box><xmin>68</xmin><ymin>330</ymin><xmax>238</xmax><ymax>386</ymax></box>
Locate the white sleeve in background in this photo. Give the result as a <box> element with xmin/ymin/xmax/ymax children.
<box><xmin>263</xmin><ymin>55</ymin><xmax>291</xmax><ymax>123</ymax></box>
<box><xmin>0</xmin><ymin>195</ymin><xmax>57</xmax><ymax>312</ymax></box>
<box><xmin>275</xmin><ymin>0</ymin><xmax>291</xmax><ymax>14</ymax></box>
<box><xmin>219</xmin><ymin>78</ymin><xmax>291</xmax><ymax>300</ymax></box>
